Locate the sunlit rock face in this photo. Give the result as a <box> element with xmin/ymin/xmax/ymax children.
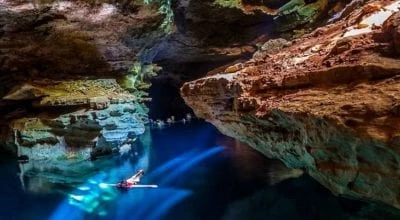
<box><xmin>154</xmin><ymin>0</ymin><xmax>339</xmax><ymax>81</ymax></box>
<box><xmin>182</xmin><ymin>0</ymin><xmax>400</xmax><ymax>209</ymax></box>
<box><xmin>151</xmin><ymin>0</ymin><xmax>340</xmax><ymax>118</ymax></box>
<box><xmin>0</xmin><ymin>0</ymin><xmax>372</xmax><ymax>188</ymax></box>
<box><xmin>1</xmin><ymin>79</ymin><xmax>147</xmax><ymax>161</ymax></box>
<box><xmin>0</xmin><ymin>79</ymin><xmax>149</xmax><ymax>189</ymax></box>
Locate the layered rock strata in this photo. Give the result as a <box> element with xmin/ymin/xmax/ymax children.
<box><xmin>1</xmin><ymin>79</ymin><xmax>147</xmax><ymax>161</ymax></box>
<box><xmin>0</xmin><ymin>0</ymin><xmax>166</xmax><ymax>165</ymax></box>
<box><xmin>154</xmin><ymin>0</ymin><xmax>340</xmax><ymax>79</ymax></box>
<box><xmin>151</xmin><ymin>0</ymin><xmax>340</xmax><ymax>118</ymax></box>
<box><xmin>0</xmin><ymin>0</ymin><xmax>169</xmax><ymax>79</ymax></box>
<box><xmin>182</xmin><ymin>0</ymin><xmax>400</xmax><ymax>209</ymax></box>
<box><xmin>0</xmin><ymin>0</ymin><xmax>372</xmax><ymax>186</ymax></box>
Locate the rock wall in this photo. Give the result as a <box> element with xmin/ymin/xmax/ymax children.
<box><xmin>1</xmin><ymin>79</ymin><xmax>147</xmax><ymax>160</ymax></box>
<box><xmin>0</xmin><ymin>0</ymin><xmax>169</xmax><ymax>162</ymax></box>
<box><xmin>0</xmin><ymin>0</ymin><xmax>169</xmax><ymax>80</ymax></box>
<box><xmin>155</xmin><ymin>0</ymin><xmax>337</xmax><ymax>68</ymax></box>
<box><xmin>151</xmin><ymin>0</ymin><xmax>339</xmax><ymax>118</ymax></box>
<box><xmin>0</xmin><ymin>0</ymin><xmax>352</xmax><ymax>184</ymax></box>
<box><xmin>182</xmin><ymin>0</ymin><xmax>400</xmax><ymax>209</ymax></box>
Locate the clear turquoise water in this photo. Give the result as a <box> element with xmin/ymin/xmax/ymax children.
<box><xmin>0</xmin><ymin>120</ymin><xmax>399</xmax><ymax>220</ymax></box>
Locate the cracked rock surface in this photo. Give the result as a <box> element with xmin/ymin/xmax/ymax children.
<box><xmin>182</xmin><ymin>0</ymin><xmax>400</xmax><ymax>209</ymax></box>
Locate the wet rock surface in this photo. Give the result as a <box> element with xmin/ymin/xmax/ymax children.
<box><xmin>1</xmin><ymin>79</ymin><xmax>147</xmax><ymax>161</ymax></box>
<box><xmin>182</xmin><ymin>0</ymin><xmax>400</xmax><ymax>209</ymax></box>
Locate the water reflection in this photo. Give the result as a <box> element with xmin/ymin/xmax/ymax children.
<box><xmin>17</xmin><ymin>125</ymin><xmax>153</xmax><ymax>193</ymax></box>
<box><xmin>48</xmin><ymin>130</ymin><xmax>153</xmax><ymax>218</ymax></box>
<box><xmin>116</xmin><ymin>188</ymin><xmax>192</xmax><ymax>220</ymax></box>
<box><xmin>222</xmin><ymin>174</ymin><xmax>400</xmax><ymax>220</ymax></box>
<box><xmin>5</xmin><ymin>121</ymin><xmax>398</xmax><ymax>219</ymax></box>
<box><xmin>217</xmin><ymin>138</ymin><xmax>304</xmax><ymax>186</ymax></box>
<box><xmin>48</xmin><ymin>123</ymin><xmax>224</xmax><ymax>219</ymax></box>
<box><xmin>158</xmin><ymin>147</ymin><xmax>223</xmax><ymax>185</ymax></box>
<box><xmin>63</xmin><ymin>147</ymin><xmax>223</xmax><ymax>218</ymax></box>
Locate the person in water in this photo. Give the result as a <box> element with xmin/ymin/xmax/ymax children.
<box><xmin>117</xmin><ymin>169</ymin><xmax>145</xmax><ymax>188</ymax></box>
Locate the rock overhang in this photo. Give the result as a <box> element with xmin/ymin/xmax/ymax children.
<box><xmin>181</xmin><ymin>0</ymin><xmax>400</xmax><ymax>209</ymax></box>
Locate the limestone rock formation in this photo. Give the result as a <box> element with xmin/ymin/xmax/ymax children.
<box><xmin>182</xmin><ymin>0</ymin><xmax>400</xmax><ymax>209</ymax></box>
<box><xmin>0</xmin><ymin>0</ymin><xmax>167</xmax><ymax>166</ymax></box>
<box><xmin>0</xmin><ymin>0</ymin><xmax>371</xmax><ymax>188</ymax></box>
<box><xmin>1</xmin><ymin>79</ymin><xmax>147</xmax><ymax>161</ymax></box>
<box><xmin>151</xmin><ymin>0</ymin><xmax>339</xmax><ymax>118</ymax></box>
<box><xmin>0</xmin><ymin>0</ymin><xmax>169</xmax><ymax>78</ymax></box>
<box><xmin>154</xmin><ymin>0</ymin><xmax>338</xmax><ymax>77</ymax></box>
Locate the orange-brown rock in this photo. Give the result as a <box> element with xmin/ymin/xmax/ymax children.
<box><xmin>182</xmin><ymin>0</ymin><xmax>400</xmax><ymax>209</ymax></box>
<box><xmin>0</xmin><ymin>0</ymin><xmax>167</xmax><ymax>79</ymax></box>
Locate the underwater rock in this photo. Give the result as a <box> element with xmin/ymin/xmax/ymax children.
<box><xmin>182</xmin><ymin>0</ymin><xmax>400</xmax><ymax>209</ymax></box>
<box><xmin>0</xmin><ymin>98</ymin><xmax>147</xmax><ymax>187</ymax></box>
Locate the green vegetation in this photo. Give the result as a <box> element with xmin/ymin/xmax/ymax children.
<box><xmin>143</xmin><ymin>0</ymin><xmax>174</xmax><ymax>33</ymax></box>
<box><xmin>56</xmin><ymin>151</ymin><xmax>87</xmax><ymax>161</ymax></box>
<box><xmin>278</xmin><ymin>0</ymin><xmax>327</xmax><ymax>19</ymax></box>
<box><xmin>117</xmin><ymin>0</ymin><xmax>173</xmax><ymax>102</ymax></box>
<box><xmin>213</xmin><ymin>0</ymin><xmax>242</xmax><ymax>8</ymax></box>
<box><xmin>119</xmin><ymin>62</ymin><xmax>161</xmax><ymax>101</ymax></box>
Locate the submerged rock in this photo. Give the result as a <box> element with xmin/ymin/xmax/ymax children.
<box><xmin>182</xmin><ymin>0</ymin><xmax>400</xmax><ymax>209</ymax></box>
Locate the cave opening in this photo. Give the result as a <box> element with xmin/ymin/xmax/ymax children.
<box><xmin>147</xmin><ymin>58</ymin><xmax>250</xmax><ymax>120</ymax></box>
<box><xmin>0</xmin><ymin>0</ymin><xmax>400</xmax><ymax>219</ymax></box>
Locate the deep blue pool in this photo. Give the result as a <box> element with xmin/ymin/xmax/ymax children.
<box><xmin>0</xmin><ymin>120</ymin><xmax>398</xmax><ymax>220</ymax></box>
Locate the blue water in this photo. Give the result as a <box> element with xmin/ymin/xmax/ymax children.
<box><xmin>0</xmin><ymin>120</ymin><xmax>398</xmax><ymax>219</ymax></box>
